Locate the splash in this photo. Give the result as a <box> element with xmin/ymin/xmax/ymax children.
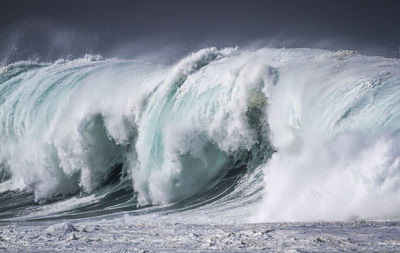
<box><xmin>0</xmin><ymin>47</ymin><xmax>400</xmax><ymax>222</ymax></box>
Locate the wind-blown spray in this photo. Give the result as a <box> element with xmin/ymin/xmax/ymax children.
<box><xmin>0</xmin><ymin>47</ymin><xmax>399</xmax><ymax>222</ymax></box>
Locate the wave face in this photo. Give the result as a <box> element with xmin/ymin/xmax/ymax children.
<box><xmin>0</xmin><ymin>47</ymin><xmax>400</xmax><ymax>222</ymax></box>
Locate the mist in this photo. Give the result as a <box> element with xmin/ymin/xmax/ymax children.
<box><xmin>1</xmin><ymin>0</ymin><xmax>400</xmax><ymax>63</ymax></box>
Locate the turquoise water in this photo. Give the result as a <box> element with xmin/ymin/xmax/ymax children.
<box><xmin>1</xmin><ymin>48</ymin><xmax>400</xmax><ymax>222</ymax></box>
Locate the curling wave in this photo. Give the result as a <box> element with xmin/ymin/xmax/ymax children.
<box><xmin>0</xmin><ymin>47</ymin><xmax>400</xmax><ymax>222</ymax></box>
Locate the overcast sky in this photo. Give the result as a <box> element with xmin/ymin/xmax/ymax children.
<box><xmin>1</xmin><ymin>0</ymin><xmax>400</xmax><ymax>63</ymax></box>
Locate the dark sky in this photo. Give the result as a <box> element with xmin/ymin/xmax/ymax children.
<box><xmin>1</xmin><ymin>0</ymin><xmax>400</xmax><ymax>63</ymax></box>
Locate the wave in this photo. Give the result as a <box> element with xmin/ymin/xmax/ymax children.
<box><xmin>0</xmin><ymin>47</ymin><xmax>400</xmax><ymax>222</ymax></box>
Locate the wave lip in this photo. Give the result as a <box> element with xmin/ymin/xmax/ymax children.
<box><xmin>0</xmin><ymin>47</ymin><xmax>400</xmax><ymax>222</ymax></box>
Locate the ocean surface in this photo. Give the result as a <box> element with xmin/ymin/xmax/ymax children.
<box><xmin>1</xmin><ymin>47</ymin><xmax>400</xmax><ymax>224</ymax></box>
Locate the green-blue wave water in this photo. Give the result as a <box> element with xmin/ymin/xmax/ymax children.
<box><xmin>1</xmin><ymin>47</ymin><xmax>400</xmax><ymax>222</ymax></box>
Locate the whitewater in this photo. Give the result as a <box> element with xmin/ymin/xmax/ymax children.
<box><xmin>1</xmin><ymin>47</ymin><xmax>400</xmax><ymax>224</ymax></box>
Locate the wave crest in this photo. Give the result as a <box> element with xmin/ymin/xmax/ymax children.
<box><xmin>1</xmin><ymin>47</ymin><xmax>400</xmax><ymax>222</ymax></box>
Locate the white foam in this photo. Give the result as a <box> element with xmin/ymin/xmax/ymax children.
<box><xmin>1</xmin><ymin>48</ymin><xmax>400</xmax><ymax>223</ymax></box>
<box><xmin>257</xmin><ymin>133</ymin><xmax>400</xmax><ymax>221</ymax></box>
<box><xmin>255</xmin><ymin>48</ymin><xmax>400</xmax><ymax>221</ymax></box>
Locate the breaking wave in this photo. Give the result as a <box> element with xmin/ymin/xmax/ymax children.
<box><xmin>0</xmin><ymin>47</ymin><xmax>400</xmax><ymax>222</ymax></box>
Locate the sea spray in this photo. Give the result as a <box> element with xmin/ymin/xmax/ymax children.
<box><xmin>0</xmin><ymin>47</ymin><xmax>399</xmax><ymax>222</ymax></box>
